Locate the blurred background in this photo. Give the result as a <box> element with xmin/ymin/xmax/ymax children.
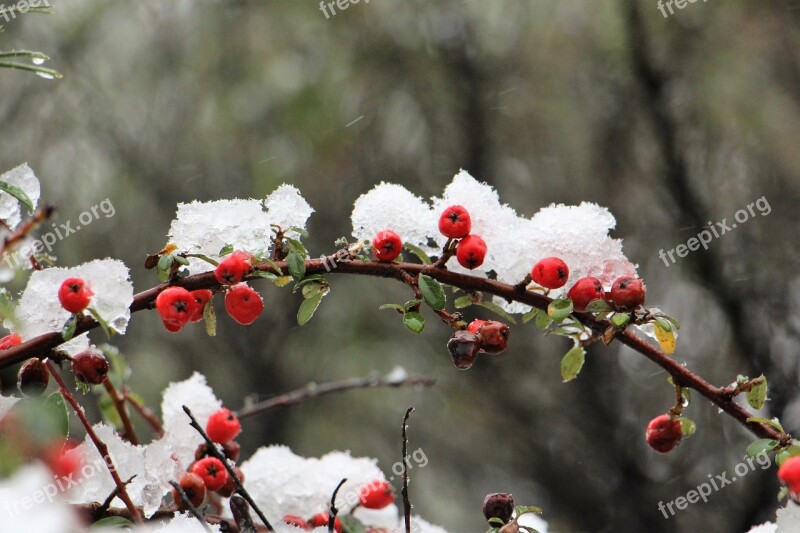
<box><xmin>1</xmin><ymin>0</ymin><xmax>800</xmax><ymax>531</ymax></box>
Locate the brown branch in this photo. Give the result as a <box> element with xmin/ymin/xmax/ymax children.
<box><xmin>169</xmin><ymin>480</ymin><xmax>212</xmax><ymax>532</ymax></box>
<box><xmin>401</xmin><ymin>407</ymin><xmax>414</xmax><ymax>533</ymax></box>
<box><xmin>0</xmin><ymin>204</ymin><xmax>54</xmax><ymax>260</ymax></box>
<box><xmin>45</xmin><ymin>361</ymin><xmax>143</xmax><ymax>523</ymax></box>
<box><xmin>0</xmin><ymin>256</ymin><xmax>786</xmax><ymax>446</ymax></box>
<box><xmin>235</xmin><ymin>372</ymin><xmax>436</xmax><ymax>420</ymax></box>
<box><xmin>103</xmin><ymin>379</ymin><xmax>139</xmax><ymax>445</ymax></box>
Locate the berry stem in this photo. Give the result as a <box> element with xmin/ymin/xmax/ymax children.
<box><xmin>430</xmin><ymin>238</ymin><xmax>455</xmax><ymax>269</ymax></box>
<box><xmin>45</xmin><ymin>361</ymin><xmax>143</xmax><ymax>523</ymax></box>
<box><xmin>181</xmin><ymin>405</ymin><xmax>275</xmax><ymax>532</ymax></box>
<box><xmin>102</xmin><ymin>379</ymin><xmax>140</xmax><ymax>445</ymax></box>
<box><xmin>169</xmin><ymin>480</ymin><xmax>212</xmax><ymax>532</ymax></box>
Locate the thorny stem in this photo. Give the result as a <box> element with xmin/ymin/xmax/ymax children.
<box><xmin>169</xmin><ymin>480</ymin><xmax>212</xmax><ymax>532</ymax></box>
<box><xmin>0</xmin><ymin>256</ymin><xmax>788</xmax><ymax>446</ymax></box>
<box><xmin>236</xmin><ymin>372</ymin><xmax>436</xmax><ymax>420</ymax></box>
<box><xmin>182</xmin><ymin>405</ymin><xmax>275</xmax><ymax>532</ymax></box>
<box><xmin>402</xmin><ymin>407</ymin><xmax>414</xmax><ymax>533</ymax></box>
<box><xmin>103</xmin><ymin>379</ymin><xmax>140</xmax><ymax>445</ymax></box>
<box><xmin>45</xmin><ymin>361</ymin><xmax>143</xmax><ymax>523</ymax></box>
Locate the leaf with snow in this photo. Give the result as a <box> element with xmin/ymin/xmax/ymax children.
<box><xmin>0</xmin><ymin>164</ymin><xmax>40</xmax><ymax>230</ymax></box>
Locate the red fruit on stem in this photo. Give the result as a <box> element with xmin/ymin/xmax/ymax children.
<box><xmin>206</xmin><ymin>408</ymin><xmax>241</xmax><ymax>444</ymax></box>
<box><xmin>173</xmin><ymin>472</ymin><xmax>207</xmax><ymax>509</ymax></box>
<box><xmin>71</xmin><ymin>349</ymin><xmax>110</xmax><ymax>385</ymax></box>
<box><xmin>282</xmin><ymin>515</ymin><xmax>310</xmax><ymax>529</ymax></box>
<box><xmin>778</xmin><ymin>457</ymin><xmax>800</xmax><ymax>494</ymax></box>
<box><xmin>482</xmin><ymin>492</ymin><xmax>515</xmax><ymax>524</ymax></box>
<box><xmin>309</xmin><ymin>513</ymin><xmax>342</xmax><ymax>533</ymax></box>
<box><xmin>359</xmin><ymin>480</ymin><xmax>395</xmax><ymax>509</ymax></box>
<box><xmin>58</xmin><ymin>278</ymin><xmax>93</xmax><ymax>314</ymax></box>
<box><xmin>610</xmin><ymin>276</ymin><xmax>646</xmax><ymax>308</ymax></box>
<box><xmin>216</xmin><ymin>466</ymin><xmax>244</xmax><ymax>497</ymax></box>
<box><xmin>466</xmin><ymin>319</ymin><xmax>485</xmax><ymax>334</ymax></box>
<box><xmin>0</xmin><ymin>333</ymin><xmax>22</xmax><ymax>350</ymax></box>
<box><xmin>438</xmin><ymin>205</ymin><xmax>472</xmax><ymax>239</ymax></box>
<box><xmin>190</xmin><ymin>456</ymin><xmax>228</xmax><ymax>491</ymax></box>
<box><xmin>531</xmin><ymin>257</ymin><xmax>569</xmax><ymax>290</ymax></box>
<box><xmin>215</xmin><ymin>251</ymin><xmax>252</xmax><ymax>285</ymax></box>
<box><xmin>17</xmin><ymin>357</ymin><xmax>49</xmax><ymax>396</ymax></box>
<box><xmin>645</xmin><ymin>414</ymin><xmax>683</xmax><ymax>453</ymax></box>
<box><xmin>155</xmin><ymin>286</ymin><xmax>197</xmax><ymax>332</ymax></box>
<box><xmin>189</xmin><ymin>290</ymin><xmax>213</xmax><ymax>322</ymax></box>
<box><xmin>474</xmin><ymin>320</ymin><xmax>510</xmax><ymax>355</ymax></box>
<box><xmin>372</xmin><ymin>230</ymin><xmax>402</xmax><ymax>262</ymax></box>
<box><xmin>447</xmin><ymin>330</ymin><xmax>482</xmax><ymax>370</ymax></box>
<box><xmin>567</xmin><ymin>276</ymin><xmax>605</xmax><ymax>312</ymax></box>
<box><xmin>456</xmin><ymin>234</ymin><xmax>487</xmax><ymax>270</ymax></box>
<box><xmin>224</xmin><ymin>284</ymin><xmax>264</xmax><ymax>325</ymax></box>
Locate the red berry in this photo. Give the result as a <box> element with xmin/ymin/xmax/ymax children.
<box><xmin>447</xmin><ymin>330</ymin><xmax>482</xmax><ymax>370</ymax></box>
<box><xmin>0</xmin><ymin>333</ymin><xmax>22</xmax><ymax>350</ymax></box>
<box><xmin>466</xmin><ymin>319</ymin><xmax>484</xmax><ymax>334</ymax></box>
<box><xmin>155</xmin><ymin>286</ymin><xmax>197</xmax><ymax>332</ymax></box>
<box><xmin>483</xmin><ymin>493</ymin><xmax>514</xmax><ymax>524</ymax></box>
<box><xmin>438</xmin><ymin>205</ymin><xmax>472</xmax><ymax>239</ymax></box>
<box><xmin>206</xmin><ymin>408</ymin><xmax>241</xmax><ymax>444</ymax></box>
<box><xmin>189</xmin><ymin>290</ymin><xmax>213</xmax><ymax>323</ymax></box>
<box><xmin>190</xmin><ymin>456</ymin><xmax>228</xmax><ymax>491</ymax></box>
<box><xmin>372</xmin><ymin>230</ymin><xmax>402</xmax><ymax>262</ymax></box>
<box><xmin>778</xmin><ymin>457</ymin><xmax>800</xmax><ymax>494</ymax></box>
<box><xmin>215</xmin><ymin>251</ymin><xmax>252</xmax><ymax>285</ymax></box>
<box><xmin>224</xmin><ymin>284</ymin><xmax>264</xmax><ymax>325</ymax></box>
<box><xmin>282</xmin><ymin>515</ymin><xmax>310</xmax><ymax>529</ymax></box>
<box><xmin>309</xmin><ymin>513</ymin><xmax>342</xmax><ymax>533</ymax></box>
<box><xmin>216</xmin><ymin>465</ymin><xmax>244</xmax><ymax>497</ymax></box>
<box><xmin>474</xmin><ymin>320</ymin><xmax>510</xmax><ymax>355</ymax></box>
<box><xmin>173</xmin><ymin>472</ymin><xmax>207</xmax><ymax>509</ymax></box>
<box><xmin>610</xmin><ymin>276</ymin><xmax>646</xmax><ymax>308</ymax></box>
<box><xmin>456</xmin><ymin>234</ymin><xmax>487</xmax><ymax>270</ymax></box>
<box><xmin>58</xmin><ymin>278</ymin><xmax>93</xmax><ymax>314</ymax></box>
<box><xmin>71</xmin><ymin>349</ymin><xmax>109</xmax><ymax>385</ymax></box>
<box><xmin>17</xmin><ymin>358</ymin><xmax>49</xmax><ymax>396</ymax></box>
<box><xmin>645</xmin><ymin>414</ymin><xmax>683</xmax><ymax>453</ymax></box>
<box><xmin>359</xmin><ymin>480</ymin><xmax>395</xmax><ymax>509</ymax></box>
<box><xmin>567</xmin><ymin>276</ymin><xmax>604</xmax><ymax>312</ymax></box>
<box><xmin>531</xmin><ymin>257</ymin><xmax>569</xmax><ymax>290</ymax></box>
<box><xmin>44</xmin><ymin>441</ymin><xmax>83</xmax><ymax>481</ymax></box>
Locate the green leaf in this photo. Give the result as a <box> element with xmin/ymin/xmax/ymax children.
<box><xmin>187</xmin><ymin>253</ymin><xmax>219</xmax><ymax>266</ymax></box>
<box><xmin>302</xmin><ymin>282</ymin><xmax>323</xmax><ymax>299</ymax></box>
<box><xmin>262</xmin><ymin>258</ymin><xmax>284</xmax><ymax>276</ymax></box>
<box><xmin>203</xmin><ymin>299</ymin><xmax>216</xmax><ymax>336</ymax></box>
<box><xmin>404</xmin><ymin>299</ymin><xmax>422</xmax><ymax>312</ymax></box>
<box><xmin>219</xmin><ymin>244</ymin><xmax>234</xmax><ymax>256</ymax></box>
<box><xmin>61</xmin><ymin>314</ymin><xmax>77</xmax><ymax>341</ymax></box>
<box><xmin>522</xmin><ymin>308</ymin><xmax>538</xmax><ymax>324</ymax></box>
<box><xmin>43</xmin><ymin>391</ymin><xmax>69</xmax><ymax>440</ymax></box>
<box><xmin>0</xmin><ymin>180</ymin><xmax>34</xmax><ymax>212</ymax></box>
<box><xmin>274</xmin><ymin>275</ymin><xmax>293</xmax><ymax>287</ymax></box>
<box><xmin>584</xmin><ymin>299</ymin><xmax>611</xmax><ymax>313</ymax></box>
<box><xmin>610</xmin><ymin>312</ymin><xmax>630</xmax><ymax>328</ymax></box>
<box><xmin>535</xmin><ymin>310</ymin><xmax>553</xmax><ymax>330</ymax></box>
<box><xmin>287</xmin><ymin>226</ymin><xmax>309</xmax><ymax>238</ymax></box>
<box><xmin>514</xmin><ymin>505</ymin><xmax>543</xmax><ymax>516</ymax></box>
<box><xmin>294</xmin><ymin>274</ymin><xmax>325</xmax><ymax>290</ymax></box>
<box><xmin>561</xmin><ymin>345</ymin><xmax>585</xmax><ymax>382</ymax></box>
<box><xmin>287</xmin><ymin>250</ymin><xmax>306</xmax><ymax>281</ymax></box>
<box><xmin>487</xmin><ymin>518</ymin><xmax>505</xmax><ymax>527</ymax></box>
<box><xmin>173</xmin><ymin>255</ymin><xmax>190</xmax><ymax>266</ymax></box>
<box><xmin>87</xmin><ymin>307</ymin><xmax>114</xmax><ymax>339</ymax></box>
<box><xmin>654</xmin><ymin>316</ymin><xmax>672</xmax><ymax>333</ymax></box>
<box><xmin>98</xmin><ymin>394</ymin><xmax>123</xmax><ymax>429</ymax></box>
<box><xmin>776</xmin><ymin>446</ymin><xmax>800</xmax><ymax>466</ymax></box>
<box><xmin>379</xmin><ymin>303</ymin><xmax>405</xmax><ymax>313</ymax></box>
<box><xmin>454</xmin><ymin>295</ymin><xmax>473</xmax><ymax>309</ymax></box>
<box><xmin>418</xmin><ymin>275</ymin><xmax>446</xmax><ymax>311</ymax></box>
<box><xmin>746</xmin><ymin>416</ymin><xmax>785</xmax><ymax>434</ymax></box>
<box><xmin>91</xmin><ymin>516</ymin><xmax>134</xmax><ymax>528</ymax></box>
<box><xmin>251</xmin><ymin>270</ymin><xmax>278</xmax><ymax>281</ymax></box>
<box><xmin>286</xmin><ymin>237</ymin><xmax>308</xmax><ymax>257</ymax></box>
<box><xmin>403</xmin><ymin>312</ymin><xmax>425</xmax><ymax>334</ymax></box>
<box><xmin>680</xmin><ymin>417</ymin><xmax>696</xmax><ymax>437</ymax></box>
<box><xmin>475</xmin><ymin>301</ymin><xmax>518</xmax><ymax>324</ymax></box>
<box><xmin>338</xmin><ymin>514</ymin><xmax>367</xmax><ymax>533</ymax></box>
<box><xmin>157</xmin><ymin>253</ymin><xmax>173</xmax><ymax>273</ymax></box>
<box><xmin>746</xmin><ymin>375</ymin><xmax>768</xmax><ymax>410</ymax></box>
<box><xmin>403</xmin><ymin>243</ymin><xmax>432</xmax><ymax>265</ymax></box>
<box><xmin>746</xmin><ymin>438</ymin><xmax>778</xmax><ymax>458</ymax></box>
<box><xmin>297</xmin><ymin>289</ymin><xmax>328</xmax><ymax>326</ymax></box>
<box><xmin>548</xmin><ymin>299</ymin><xmax>573</xmax><ymax>321</ymax></box>
<box><xmin>779</xmin><ymin>486</ymin><xmax>790</xmax><ymax>502</ymax></box>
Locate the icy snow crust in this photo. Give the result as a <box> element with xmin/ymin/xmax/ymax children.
<box><xmin>352</xmin><ymin>170</ymin><xmax>637</xmax><ymax>313</ymax></box>
<box><xmin>0</xmin><ymin>163</ymin><xmax>40</xmax><ymax>231</ymax></box>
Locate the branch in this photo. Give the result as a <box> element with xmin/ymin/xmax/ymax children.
<box><xmin>125</xmin><ymin>390</ymin><xmax>165</xmax><ymax>438</ymax></box>
<box><xmin>0</xmin><ymin>204</ymin><xmax>54</xmax><ymax>259</ymax></box>
<box><xmin>0</xmin><ymin>256</ymin><xmax>787</xmax><ymax>446</ymax></box>
<box><xmin>235</xmin><ymin>371</ymin><xmax>436</xmax><ymax>420</ymax></box>
<box><xmin>103</xmin><ymin>379</ymin><xmax>139</xmax><ymax>445</ymax></box>
<box><xmin>401</xmin><ymin>407</ymin><xmax>414</xmax><ymax>533</ymax></box>
<box><xmin>169</xmin><ymin>480</ymin><xmax>211</xmax><ymax>532</ymax></box>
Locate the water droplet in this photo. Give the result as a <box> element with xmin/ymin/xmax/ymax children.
<box><xmin>35</xmin><ymin>72</ymin><xmax>55</xmax><ymax>80</ymax></box>
<box><xmin>31</xmin><ymin>57</ymin><xmax>45</xmax><ymax>65</ymax></box>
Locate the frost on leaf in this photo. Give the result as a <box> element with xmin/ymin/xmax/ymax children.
<box><xmin>5</xmin><ymin>259</ymin><xmax>133</xmax><ymax>355</ymax></box>
<box><xmin>351</xmin><ymin>170</ymin><xmax>638</xmax><ymax>313</ymax></box>
<box><xmin>168</xmin><ymin>185</ymin><xmax>314</xmax><ymax>274</ymax></box>
<box><xmin>0</xmin><ymin>163</ymin><xmax>40</xmax><ymax>231</ymax></box>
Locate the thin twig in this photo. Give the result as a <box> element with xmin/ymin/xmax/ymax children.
<box><xmin>45</xmin><ymin>362</ymin><xmax>143</xmax><ymax>522</ymax></box>
<box><xmin>329</xmin><ymin>478</ymin><xmax>347</xmax><ymax>533</ymax></box>
<box><xmin>103</xmin><ymin>379</ymin><xmax>139</xmax><ymax>445</ymax></box>
<box><xmin>125</xmin><ymin>390</ymin><xmax>165</xmax><ymax>438</ymax></box>
<box><xmin>236</xmin><ymin>372</ymin><xmax>436</xmax><ymax>420</ymax></box>
<box><xmin>169</xmin><ymin>480</ymin><xmax>212</xmax><ymax>532</ymax></box>
<box><xmin>230</xmin><ymin>494</ymin><xmax>257</xmax><ymax>533</ymax></box>
<box><xmin>182</xmin><ymin>405</ymin><xmax>275</xmax><ymax>532</ymax></box>
<box><xmin>402</xmin><ymin>407</ymin><xmax>414</xmax><ymax>533</ymax></box>
<box><xmin>97</xmin><ymin>475</ymin><xmax>136</xmax><ymax>516</ymax></box>
<box><xmin>0</xmin><ymin>204</ymin><xmax>54</xmax><ymax>259</ymax></box>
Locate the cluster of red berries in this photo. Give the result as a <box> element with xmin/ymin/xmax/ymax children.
<box><xmin>174</xmin><ymin>408</ymin><xmax>244</xmax><ymax>510</ymax></box>
<box><xmin>645</xmin><ymin>414</ymin><xmax>683</xmax><ymax>453</ymax></box>
<box><xmin>372</xmin><ymin>205</ymin><xmax>488</xmax><ymax>269</ymax></box>
<box><xmin>17</xmin><ymin>347</ymin><xmax>112</xmax><ymax>394</ymax></box>
<box><xmin>281</xmin><ymin>479</ymin><xmax>394</xmax><ymax>531</ymax></box>
<box><xmin>779</xmin><ymin>457</ymin><xmax>800</xmax><ymax>502</ymax></box>
<box><xmin>448</xmin><ymin>319</ymin><xmax>510</xmax><ymax>370</ymax></box>
<box><xmin>155</xmin><ymin>251</ymin><xmax>264</xmax><ymax>332</ymax></box>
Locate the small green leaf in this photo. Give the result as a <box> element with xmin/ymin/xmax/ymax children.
<box><xmin>294</xmin><ymin>274</ymin><xmax>325</xmax><ymax>290</ymax></box>
<box><xmin>187</xmin><ymin>253</ymin><xmax>219</xmax><ymax>266</ymax></box>
<box><xmin>776</xmin><ymin>446</ymin><xmax>800</xmax><ymax>466</ymax></box>
<box><xmin>610</xmin><ymin>312</ymin><xmax>630</xmax><ymax>328</ymax></box>
<box><xmin>87</xmin><ymin>307</ymin><xmax>114</xmax><ymax>339</ymax></box>
<box><xmin>262</xmin><ymin>258</ymin><xmax>284</xmax><ymax>276</ymax></box>
<box><xmin>746</xmin><ymin>438</ymin><xmax>778</xmax><ymax>458</ymax></box>
<box><xmin>514</xmin><ymin>505</ymin><xmax>543</xmax><ymax>516</ymax></box>
<box><xmin>404</xmin><ymin>299</ymin><xmax>422</xmax><ymax>312</ymax></box>
<box><xmin>522</xmin><ymin>308</ymin><xmax>538</xmax><ymax>324</ymax></box>
<box><xmin>487</xmin><ymin>518</ymin><xmax>505</xmax><ymax>527</ymax></box>
<box><xmin>91</xmin><ymin>516</ymin><xmax>134</xmax><ymax>528</ymax></box>
<box><xmin>475</xmin><ymin>301</ymin><xmax>518</xmax><ymax>324</ymax></box>
<box><xmin>219</xmin><ymin>244</ymin><xmax>234</xmax><ymax>256</ymax></box>
<box><xmin>680</xmin><ymin>417</ymin><xmax>696</xmax><ymax>437</ymax></box>
<box><xmin>403</xmin><ymin>243</ymin><xmax>432</xmax><ymax>265</ymax></box>
<box><xmin>173</xmin><ymin>255</ymin><xmax>190</xmax><ymax>266</ymax></box>
<box><xmin>584</xmin><ymin>299</ymin><xmax>611</xmax><ymax>313</ymax></box>
<box><xmin>251</xmin><ymin>270</ymin><xmax>278</xmax><ymax>281</ymax></box>
<box><xmin>779</xmin><ymin>486</ymin><xmax>790</xmax><ymax>502</ymax></box>
<box><xmin>548</xmin><ymin>299</ymin><xmax>573</xmax><ymax>321</ymax></box>
<box><xmin>157</xmin><ymin>253</ymin><xmax>173</xmax><ymax>273</ymax></box>
<box><xmin>379</xmin><ymin>303</ymin><xmax>405</xmax><ymax>312</ymax></box>
<box><xmin>287</xmin><ymin>250</ymin><xmax>306</xmax><ymax>281</ymax></box>
<box><xmin>286</xmin><ymin>237</ymin><xmax>308</xmax><ymax>256</ymax></box>
<box><xmin>274</xmin><ymin>275</ymin><xmax>293</xmax><ymax>287</ymax></box>
<box><xmin>746</xmin><ymin>416</ymin><xmax>784</xmax><ymax>434</ymax></box>
<box><xmin>535</xmin><ymin>310</ymin><xmax>552</xmax><ymax>330</ymax></box>
<box><xmin>418</xmin><ymin>275</ymin><xmax>446</xmax><ymax>311</ymax></box>
<box><xmin>338</xmin><ymin>514</ymin><xmax>367</xmax><ymax>533</ymax></box>
<box><xmin>403</xmin><ymin>312</ymin><xmax>425</xmax><ymax>334</ymax></box>
<box><xmin>287</xmin><ymin>226</ymin><xmax>309</xmax><ymax>238</ymax></box>
<box><xmin>43</xmin><ymin>391</ymin><xmax>69</xmax><ymax>440</ymax></box>
<box><xmin>747</xmin><ymin>375</ymin><xmax>768</xmax><ymax>410</ymax></box>
<box><xmin>297</xmin><ymin>289</ymin><xmax>327</xmax><ymax>325</ymax></box>
<box><xmin>203</xmin><ymin>300</ymin><xmax>216</xmax><ymax>336</ymax></box>
<box><xmin>61</xmin><ymin>314</ymin><xmax>77</xmax><ymax>341</ymax></box>
<box><xmin>561</xmin><ymin>345</ymin><xmax>585</xmax><ymax>382</ymax></box>
<box><xmin>454</xmin><ymin>295</ymin><xmax>473</xmax><ymax>309</ymax></box>
<box><xmin>302</xmin><ymin>282</ymin><xmax>323</xmax><ymax>299</ymax></box>
<box><xmin>654</xmin><ymin>316</ymin><xmax>672</xmax><ymax>332</ymax></box>
<box><xmin>0</xmin><ymin>181</ymin><xmax>34</xmax><ymax>212</ymax></box>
